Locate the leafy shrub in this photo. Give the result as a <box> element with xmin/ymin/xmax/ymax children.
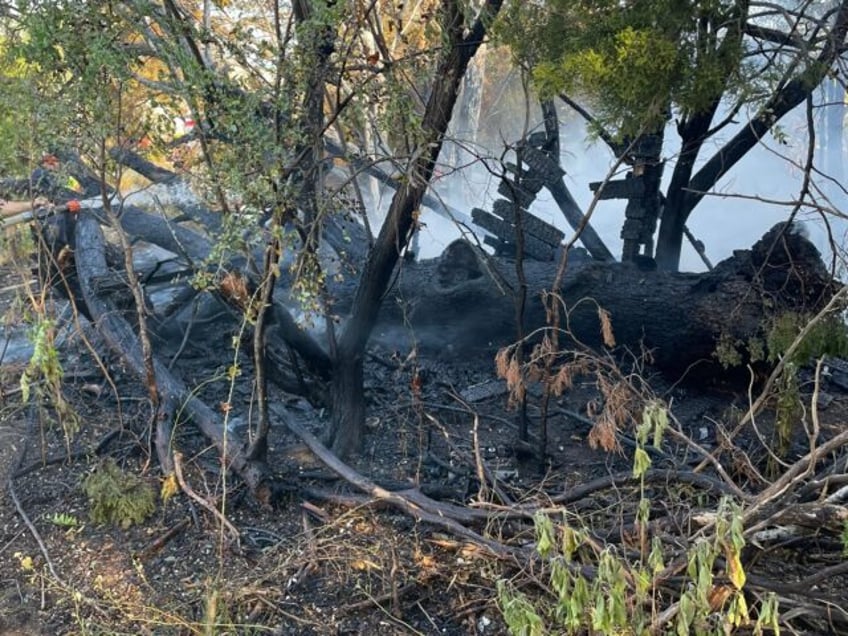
<box><xmin>82</xmin><ymin>459</ymin><xmax>156</xmax><ymax>529</ymax></box>
<box><xmin>496</xmin><ymin>404</ymin><xmax>781</xmax><ymax>635</ymax></box>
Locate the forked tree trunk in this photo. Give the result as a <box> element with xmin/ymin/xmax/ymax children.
<box><xmin>654</xmin><ymin>2</ymin><xmax>848</xmax><ymax>271</ymax></box>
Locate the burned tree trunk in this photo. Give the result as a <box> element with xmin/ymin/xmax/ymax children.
<box><xmin>354</xmin><ymin>224</ymin><xmax>837</xmax><ymax>378</ymax></box>
<box><xmin>324</xmin><ymin>0</ymin><xmax>505</xmax><ymax>457</ymax></box>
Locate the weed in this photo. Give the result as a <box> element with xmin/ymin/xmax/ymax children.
<box><xmin>82</xmin><ymin>459</ymin><xmax>156</xmax><ymax>529</ymax></box>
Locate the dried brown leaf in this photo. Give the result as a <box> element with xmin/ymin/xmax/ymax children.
<box><xmin>551</xmin><ymin>363</ymin><xmax>574</xmax><ymax>396</ymax></box>
<box><xmin>598</xmin><ymin>307</ymin><xmax>616</xmax><ymax>348</ymax></box>
<box><xmin>588</xmin><ymin>416</ymin><xmax>620</xmax><ymax>453</ymax></box>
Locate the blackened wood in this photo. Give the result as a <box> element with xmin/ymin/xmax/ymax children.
<box><xmin>491</xmin><ymin>199</ymin><xmax>565</xmax><ymax>245</ymax></box>
<box><xmin>471</xmin><ymin>208</ymin><xmax>554</xmax><ymax>261</ymax></box>
<box><xmin>546</xmin><ymin>178</ymin><xmax>615</xmax><ymax>261</ymax></box>
<box><xmin>343</xmin><ymin>224</ymin><xmax>836</xmax><ymax>379</ymax></box>
<box><xmin>589</xmin><ymin>177</ymin><xmax>645</xmax><ymax>199</ymax></box>
<box><xmin>497</xmin><ymin>179</ymin><xmax>536</xmax><ymax>208</ymax></box>
<box><xmin>504</xmin><ymin>163</ymin><xmax>546</xmax><ymax>195</ymax></box>
<box><xmin>519</xmin><ymin>145</ymin><xmax>565</xmax><ymax>184</ymax></box>
<box><xmin>74</xmin><ymin>212</ymin><xmax>269</xmax><ymax>494</ymax></box>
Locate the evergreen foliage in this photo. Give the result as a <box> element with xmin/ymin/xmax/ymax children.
<box><xmin>498</xmin><ymin>0</ymin><xmax>748</xmax><ymax>137</ymax></box>
<box><xmin>82</xmin><ymin>459</ymin><xmax>157</xmax><ymax>529</ymax></box>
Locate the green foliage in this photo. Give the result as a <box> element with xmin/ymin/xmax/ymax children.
<box><xmin>497</xmin><ymin>580</ymin><xmax>545</xmax><ymax>636</ymax></box>
<box><xmin>714</xmin><ymin>332</ymin><xmax>744</xmax><ymax>369</ymax></box>
<box><xmin>716</xmin><ymin>310</ymin><xmax>848</xmax><ymax>371</ymax></box>
<box><xmin>46</xmin><ymin>512</ymin><xmax>80</xmax><ymax>528</ymax></box>
<box><xmin>82</xmin><ymin>459</ymin><xmax>156</xmax><ymax>529</ymax></box>
<box><xmin>3</xmin><ymin>2</ymin><xmax>138</xmax><ymax>160</ymax></box>
<box><xmin>763</xmin><ymin>311</ymin><xmax>848</xmax><ymax>463</ymax></box>
<box><xmin>497</xmin><ymin>0</ymin><xmax>748</xmax><ymax>137</ymax></box>
<box><xmin>20</xmin><ymin>318</ymin><xmax>61</xmax><ymax>401</ymax></box>
<box><xmin>0</xmin><ymin>39</ymin><xmax>64</xmax><ymax>178</ymax></box>
<box><xmin>20</xmin><ymin>316</ymin><xmax>79</xmax><ymax>449</ymax></box>
<box><xmin>767</xmin><ymin>311</ymin><xmax>848</xmax><ymax>365</ymax></box>
<box><xmin>539</xmin><ymin>25</ymin><xmax>678</xmax><ymax>132</ymax></box>
<box><xmin>496</xmin><ymin>403</ymin><xmax>777</xmax><ymax>635</ymax></box>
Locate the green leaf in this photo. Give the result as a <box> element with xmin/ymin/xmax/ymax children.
<box><xmin>648</xmin><ymin>536</ymin><xmax>665</xmax><ymax>573</ymax></box>
<box><xmin>677</xmin><ymin>592</ymin><xmax>695</xmax><ymax>636</ymax></box>
<box><xmin>725</xmin><ymin>548</ymin><xmax>746</xmax><ymax>590</ymax></box>
<box><xmin>637</xmin><ymin>497</ymin><xmax>651</xmax><ymax>525</ymax></box>
<box><xmin>534</xmin><ymin>512</ymin><xmax>555</xmax><ymax>558</ymax></box>
<box><xmin>633</xmin><ymin>446</ymin><xmax>651</xmax><ymax>478</ymax></box>
<box><xmin>562</xmin><ymin>524</ymin><xmax>580</xmax><ymax>561</ymax></box>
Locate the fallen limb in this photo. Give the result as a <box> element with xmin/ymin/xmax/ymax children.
<box><xmin>551</xmin><ymin>468</ymin><xmax>744</xmax><ymax>505</ymax></box>
<box><xmin>284</xmin><ymin>415</ymin><xmax>527</xmax><ymax>560</ymax></box>
<box><xmin>134</xmin><ymin>517</ymin><xmax>191</xmax><ymax>561</ymax></box>
<box><xmin>74</xmin><ymin>211</ymin><xmax>270</xmax><ymax>495</ymax></box>
<box><xmin>173</xmin><ymin>451</ymin><xmax>239</xmax><ymax>543</ymax></box>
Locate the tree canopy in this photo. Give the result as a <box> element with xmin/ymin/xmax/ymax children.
<box><xmin>501</xmin><ymin>0</ymin><xmax>749</xmax><ymax>137</ymax></box>
<box><xmin>498</xmin><ymin>0</ymin><xmax>848</xmax><ymax>269</ymax></box>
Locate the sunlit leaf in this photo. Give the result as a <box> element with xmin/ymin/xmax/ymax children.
<box><xmin>726</xmin><ymin>548</ymin><xmax>747</xmax><ymax>590</ymax></box>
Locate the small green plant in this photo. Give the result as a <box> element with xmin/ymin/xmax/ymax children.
<box><xmin>714</xmin><ymin>332</ymin><xmax>744</xmax><ymax>368</ymax></box>
<box><xmin>716</xmin><ymin>311</ymin><xmax>848</xmax><ymax>466</ymax></box>
<box><xmin>768</xmin><ymin>312</ymin><xmax>848</xmax><ymax>463</ymax></box>
<box><xmin>20</xmin><ymin>315</ymin><xmax>80</xmax><ymax>451</ymax></box>
<box><xmin>496</xmin><ymin>404</ymin><xmax>779</xmax><ymax>635</ymax></box>
<box><xmin>46</xmin><ymin>512</ymin><xmax>80</xmax><ymax>528</ymax></box>
<box><xmin>767</xmin><ymin>312</ymin><xmax>848</xmax><ymax>365</ymax></box>
<box><xmin>82</xmin><ymin>459</ymin><xmax>156</xmax><ymax>529</ymax></box>
<box><xmin>496</xmin><ymin>580</ymin><xmax>545</xmax><ymax>636</ymax></box>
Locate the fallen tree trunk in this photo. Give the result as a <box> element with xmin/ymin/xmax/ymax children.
<box><xmin>93</xmin><ymin>201</ymin><xmax>836</xmax><ymax>381</ymax></box>
<box><xmin>346</xmin><ymin>223</ymin><xmax>837</xmax><ymax>378</ymax></box>
<box><xmin>74</xmin><ymin>211</ymin><xmax>271</xmax><ymax>498</ymax></box>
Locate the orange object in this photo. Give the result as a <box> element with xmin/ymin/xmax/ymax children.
<box><xmin>41</xmin><ymin>154</ymin><xmax>60</xmax><ymax>169</ymax></box>
<box><xmin>66</xmin><ymin>200</ymin><xmax>81</xmax><ymax>214</ymax></box>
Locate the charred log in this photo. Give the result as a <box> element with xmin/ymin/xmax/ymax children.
<box><xmin>74</xmin><ymin>211</ymin><xmax>270</xmax><ymax>496</ymax></box>
<box><xmin>345</xmin><ymin>223</ymin><xmax>838</xmax><ymax>379</ymax></box>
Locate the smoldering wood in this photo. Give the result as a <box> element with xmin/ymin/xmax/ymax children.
<box><xmin>86</xmin><ymin>201</ymin><xmax>837</xmax><ymax>382</ymax></box>
<box><xmin>336</xmin><ymin>223</ymin><xmax>837</xmax><ymax>378</ymax></box>
<box><xmin>69</xmin><ymin>189</ymin><xmax>837</xmax><ymax>385</ymax></box>
<box><xmin>481</xmin><ymin>127</ymin><xmax>614</xmax><ymax>262</ymax></box>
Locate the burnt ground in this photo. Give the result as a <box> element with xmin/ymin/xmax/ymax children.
<box><xmin>2</xmin><ymin>260</ymin><xmax>848</xmax><ymax>635</ymax></box>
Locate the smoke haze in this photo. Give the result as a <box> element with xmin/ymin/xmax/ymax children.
<box><xmin>415</xmin><ymin>95</ymin><xmax>847</xmax><ymax>274</ymax></box>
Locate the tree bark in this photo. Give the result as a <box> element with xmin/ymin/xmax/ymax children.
<box><xmin>325</xmin><ymin>0</ymin><xmax>504</xmax><ymax>456</ymax></box>
<box><xmin>656</xmin><ymin>97</ymin><xmax>722</xmax><ymax>271</ymax></box>
<box><xmin>347</xmin><ymin>225</ymin><xmax>836</xmax><ymax>379</ymax></box>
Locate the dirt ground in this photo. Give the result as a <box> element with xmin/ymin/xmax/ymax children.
<box><xmin>2</xmin><ymin>260</ymin><xmax>848</xmax><ymax>635</ymax></box>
